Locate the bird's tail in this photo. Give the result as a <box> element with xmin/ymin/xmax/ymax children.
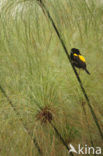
<box><xmin>85</xmin><ymin>68</ymin><xmax>90</xmax><ymax>75</ymax></box>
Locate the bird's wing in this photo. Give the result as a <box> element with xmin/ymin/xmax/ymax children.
<box><xmin>73</xmin><ymin>55</ymin><xmax>86</xmax><ymax>68</ymax></box>
<box><xmin>73</xmin><ymin>55</ymin><xmax>82</xmax><ymax>63</ymax></box>
<box><xmin>73</xmin><ymin>54</ymin><xmax>86</xmax><ymax>62</ymax></box>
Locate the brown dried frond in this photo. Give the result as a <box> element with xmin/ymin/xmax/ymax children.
<box><xmin>81</xmin><ymin>100</ymin><xmax>86</xmax><ymax>106</ymax></box>
<box><xmin>36</xmin><ymin>106</ymin><xmax>53</xmax><ymax>124</ymax></box>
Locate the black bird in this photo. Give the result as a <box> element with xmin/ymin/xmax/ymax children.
<box><xmin>70</xmin><ymin>48</ymin><xmax>90</xmax><ymax>75</ymax></box>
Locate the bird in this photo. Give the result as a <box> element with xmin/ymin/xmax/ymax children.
<box><xmin>70</xmin><ymin>48</ymin><xmax>90</xmax><ymax>75</ymax></box>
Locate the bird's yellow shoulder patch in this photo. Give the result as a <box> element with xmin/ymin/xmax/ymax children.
<box><xmin>73</xmin><ymin>53</ymin><xmax>78</xmax><ymax>57</ymax></box>
<box><xmin>79</xmin><ymin>55</ymin><xmax>86</xmax><ymax>62</ymax></box>
<box><xmin>73</xmin><ymin>53</ymin><xmax>86</xmax><ymax>62</ymax></box>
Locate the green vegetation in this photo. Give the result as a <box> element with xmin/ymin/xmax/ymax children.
<box><xmin>0</xmin><ymin>0</ymin><xmax>103</xmax><ymax>155</ymax></box>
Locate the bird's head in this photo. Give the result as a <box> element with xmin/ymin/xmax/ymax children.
<box><xmin>71</xmin><ymin>48</ymin><xmax>80</xmax><ymax>55</ymax></box>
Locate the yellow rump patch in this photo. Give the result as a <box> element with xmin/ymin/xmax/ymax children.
<box><xmin>79</xmin><ymin>55</ymin><xmax>86</xmax><ymax>62</ymax></box>
<box><xmin>73</xmin><ymin>53</ymin><xmax>86</xmax><ymax>62</ymax></box>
